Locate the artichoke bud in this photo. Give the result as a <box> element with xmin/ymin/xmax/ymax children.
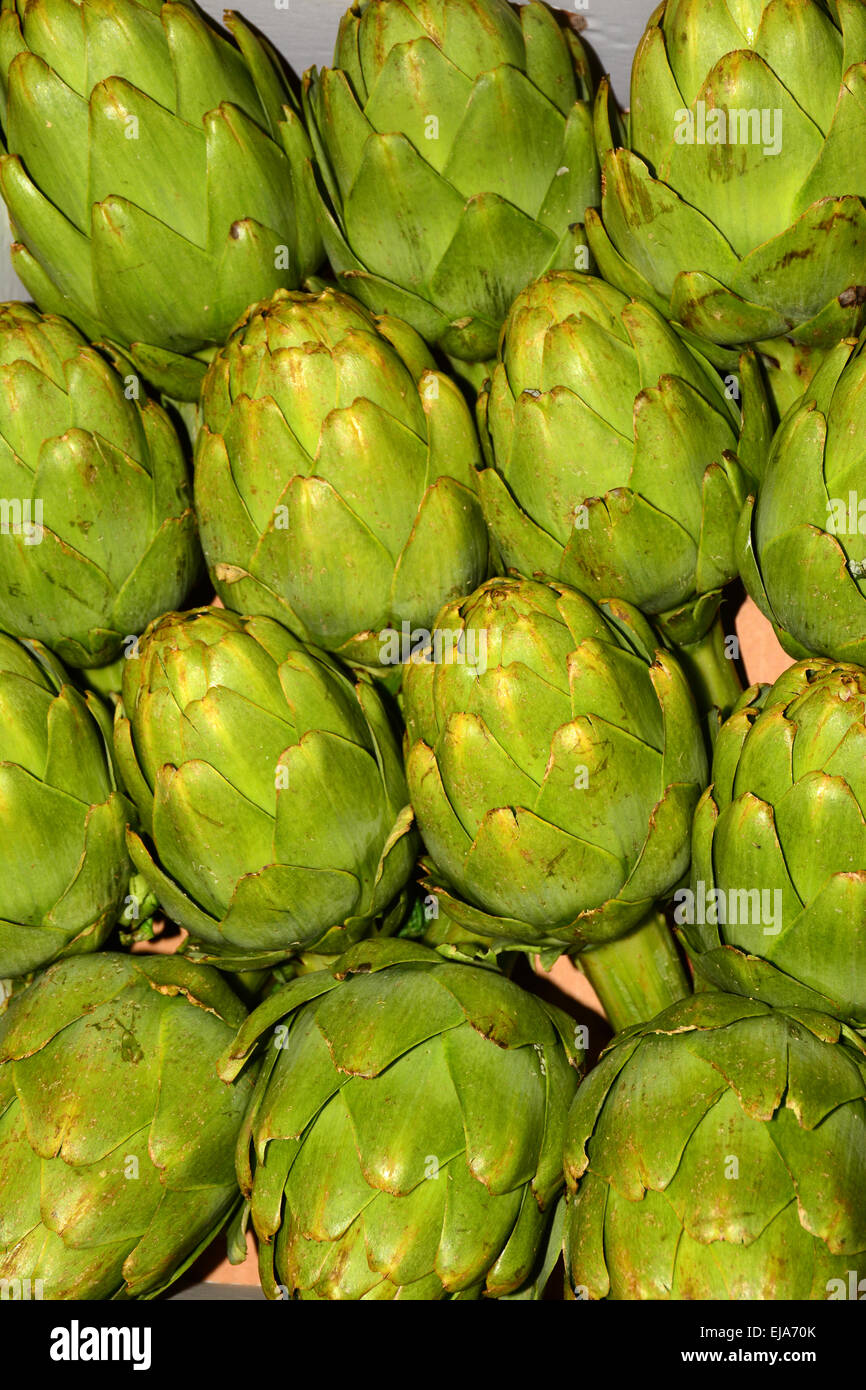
<box><xmin>113</xmin><ymin>606</ymin><xmax>418</xmax><ymax>970</ymax></box>
<box><xmin>0</xmin><ymin>631</ymin><xmax>137</xmax><ymax>979</ymax></box>
<box><xmin>0</xmin><ymin>0</ymin><xmax>323</xmax><ymax>399</ymax></box>
<box><xmin>195</xmin><ymin>286</ymin><xmax>490</xmax><ymax>673</ymax></box>
<box><xmin>565</xmin><ymin>993</ymin><xmax>866</xmax><ymax>1299</ymax></box>
<box><xmin>682</xmin><ymin>657</ymin><xmax>866</xmax><ymax>1026</ymax></box>
<box><xmin>0</xmin><ymin>302</ymin><xmax>203</xmax><ymax>669</ymax></box>
<box><xmin>740</xmin><ymin>332</ymin><xmax>866</xmax><ymax>666</ymax></box>
<box><xmin>302</xmin><ymin>0</ymin><xmax>600</xmax><ymax>362</ymax></box>
<box><xmin>402</xmin><ymin>574</ymin><xmax>708</xmax><ymax>956</ymax></box>
<box><xmin>585</xmin><ymin>0</ymin><xmax>866</xmax><ymax>415</ymax></box>
<box><xmin>478</xmin><ymin>271</ymin><xmax>771</xmax><ymax>649</ymax></box>
<box><xmin>0</xmin><ymin>953</ymin><xmax>256</xmax><ymax>1299</ymax></box>
<box><xmin>219</xmin><ymin>937</ymin><xmax>585</xmax><ymax>1300</ymax></box>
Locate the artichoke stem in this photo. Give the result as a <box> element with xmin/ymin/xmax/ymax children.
<box><xmin>577</xmin><ymin>910</ymin><xmax>691</xmax><ymax>1033</ymax></box>
<box><xmin>675</xmin><ymin>616</ymin><xmax>743</xmax><ymax>719</ymax></box>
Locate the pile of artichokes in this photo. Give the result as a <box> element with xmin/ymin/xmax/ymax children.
<box><xmin>0</xmin><ymin>0</ymin><xmax>864</xmax><ymax>1305</ymax></box>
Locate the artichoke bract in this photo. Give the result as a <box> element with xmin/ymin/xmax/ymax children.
<box><xmin>587</xmin><ymin>0</ymin><xmax>866</xmax><ymax>396</ymax></box>
<box><xmin>0</xmin><ymin>303</ymin><xmax>201</xmax><ymax>668</ymax></box>
<box><xmin>682</xmin><ymin>660</ymin><xmax>866</xmax><ymax>1027</ymax></box>
<box><xmin>220</xmin><ymin>939</ymin><xmax>583</xmax><ymax>1300</ymax></box>
<box><xmin>0</xmin><ymin>953</ymin><xmax>255</xmax><ymax>1299</ymax></box>
<box><xmin>114</xmin><ymin>607</ymin><xmax>417</xmax><ymax>970</ymax></box>
<box><xmin>402</xmin><ymin>577</ymin><xmax>708</xmax><ymax>1026</ymax></box>
<box><xmin>740</xmin><ymin>334</ymin><xmax>866</xmax><ymax>664</ymax></box>
<box><xmin>0</xmin><ymin>633</ymin><xmax>134</xmax><ymax>979</ymax></box>
<box><xmin>195</xmin><ymin>288</ymin><xmax>489</xmax><ymax>671</ymax></box>
<box><xmin>478</xmin><ymin>272</ymin><xmax>770</xmax><ymax>697</ymax></box>
<box><xmin>564</xmin><ymin>993</ymin><xmax>866</xmax><ymax>1300</ymax></box>
<box><xmin>0</xmin><ymin>0</ymin><xmax>322</xmax><ymax>400</ymax></box>
<box><xmin>302</xmin><ymin>0</ymin><xmax>599</xmax><ymax>363</ymax></box>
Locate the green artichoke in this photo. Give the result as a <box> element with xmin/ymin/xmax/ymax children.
<box><xmin>402</xmin><ymin>576</ymin><xmax>708</xmax><ymax>1026</ymax></box>
<box><xmin>0</xmin><ymin>632</ymin><xmax>137</xmax><ymax>979</ymax></box>
<box><xmin>564</xmin><ymin>992</ymin><xmax>866</xmax><ymax>1300</ymax></box>
<box><xmin>195</xmin><ymin>288</ymin><xmax>489</xmax><ymax>671</ymax></box>
<box><xmin>302</xmin><ymin>0</ymin><xmax>599</xmax><ymax>363</ymax></box>
<box><xmin>219</xmin><ymin>938</ymin><xmax>583</xmax><ymax>1300</ymax></box>
<box><xmin>0</xmin><ymin>952</ymin><xmax>255</xmax><ymax>1299</ymax></box>
<box><xmin>114</xmin><ymin>606</ymin><xmax>417</xmax><ymax>970</ymax></box>
<box><xmin>587</xmin><ymin>0</ymin><xmax>866</xmax><ymax>399</ymax></box>
<box><xmin>682</xmin><ymin>659</ymin><xmax>866</xmax><ymax>1027</ymax></box>
<box><xmin>0</xmin><ymin>303</ymin><xmax>201</xmax><ymax>669</ymax></box>
<box><xmin>478</xmin><ymin>271</ymin><xmax>770</xmax><ymax>693</ymax></box>
<box><xmin>0</xmin><ymin>0</ymin><xmax>322</xmax><ymax>400</ymax></box>
<box><xmin>740</xmin><ymin>333</ymin><xmax>866</xmax><ymax>664</ymax></box>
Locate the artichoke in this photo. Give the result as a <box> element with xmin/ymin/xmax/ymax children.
<box><xmin>740</xmin><ymin>333</ymin><xmax>866</xmax><ymax>664</ymax></box>
<box><xmin>0</xmin><ymin>0</ymin><xmax>322</xmax><ymax>400</ymax></box>
<box><xmin>587</xmin><ymin>0</ymin><xmax>866</xmax><ymax>403</ymax></box>
<box><xmin>195</xmin><ymin>288</ymin><xmax>489</xmax><ymax>671</ymax></box>
<box><xmin>302</xmin><ymin>0</ymin><xmax>599</xmax><ymax>364</ymax></box>
<box><xmin>478</xmin><ymin>271</ymin><xmax>770</xmax><ymax>703</ymax></box>
<box><xmin>402</xmin><ymin>576</ymin><xmax>708</xmax><ymax>1027</ymax></box>
<box><xmin>114</xmin><ymin>606</ymin><xmax>417</xmax><ymax>970</ymax></box>
<box><xmin>564</xmin><ymin>992</ymin><xmax>866</xmax><ymax>1300</ymax></box>
<box><xmin>219</xmin><ymin>938</ymin><xmax>583</xmax><ymax>1300</ymax></box>
<box><xmin>682</xmin><ymin>659</ymin><xmax>866</xmax><ymax>1028</ymax></box>
<box><xmin>0</xmin><ymin>952</ymin><xmax>255</xmax><ymax>1299</ymax></box>
<box><xmin>0</xmin><ymin>632</ymin><xmax>136</xmax><ymax>979</ymax></box>
<box><xmin>0</xmin><ymin>303</ymin><xmax>201</xmax><ymax>669</ymax></box>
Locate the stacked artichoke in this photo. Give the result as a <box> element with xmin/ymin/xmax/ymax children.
<box><xmin>0</xmin><ymin>0</ymin><xmax>322</xmax><ymax>399</ymax></box>
<box><xmin>0</xmin><ymin>953</ymin><xmax>255</xmax><ymax>1298</ymax></box>
<box><xmin>588</xmin><ymin>0</ymin><xmax>866</xmax><ymax>412</ymax></box>
<box><xmin>0</xmin><ymin>0</ymin><xmax>864</xmax><ymax>1309</ymax></box>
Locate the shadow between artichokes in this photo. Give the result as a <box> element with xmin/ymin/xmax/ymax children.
<box><xmin>0</xmin><ymin>953</ymin><xmax>256</xmax><ymax>1299</ymax></box>
<box><xmin>113</xmin><ymin>607</ymin><xmax>417</xmax><ymax>971</ymax></box>
<box><xmin>564</xmin><ymin>992</ymin><xmax>866</xmax><ymax>1299</ymax></box>
<box><xmin>401</xmin><ymin>576</ymin><xmax>708</xmax><ymax>1029</ymax></box>
<box><xmin>681</xmin><ymin>659</ymin><xmax>866</xmax><ymax>1027</ymax></box>
<box><xmin>219</xmin><ymin>938</ymin><xmax>583</xmax><ymax>1300</ymax></box>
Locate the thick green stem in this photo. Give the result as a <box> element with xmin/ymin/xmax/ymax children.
<box><xmin>578</xmin><ymin>910</ymin><xmax>691</xmax><ymax>1033</ymax></box>
<box><xmin>676</xmin><ymin>615</ymin><xmax>743</xmax><ymax>719</ymax></box>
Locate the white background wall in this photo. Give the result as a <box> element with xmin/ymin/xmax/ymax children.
<box><xmin>0</xmin><ymin>0</ymin><xmax>650</xmax><ymax>301</ymax></box>
<box><xmin>237</xmin><ymin>0</ymin><xmax>645</xmax><ymax>100</ymax></box>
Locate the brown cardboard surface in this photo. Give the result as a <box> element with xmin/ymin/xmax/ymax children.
<box><xmin>735</xmin><ymin>594</ymin><xmax>793</xmax><ymax>687</ymax></box>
